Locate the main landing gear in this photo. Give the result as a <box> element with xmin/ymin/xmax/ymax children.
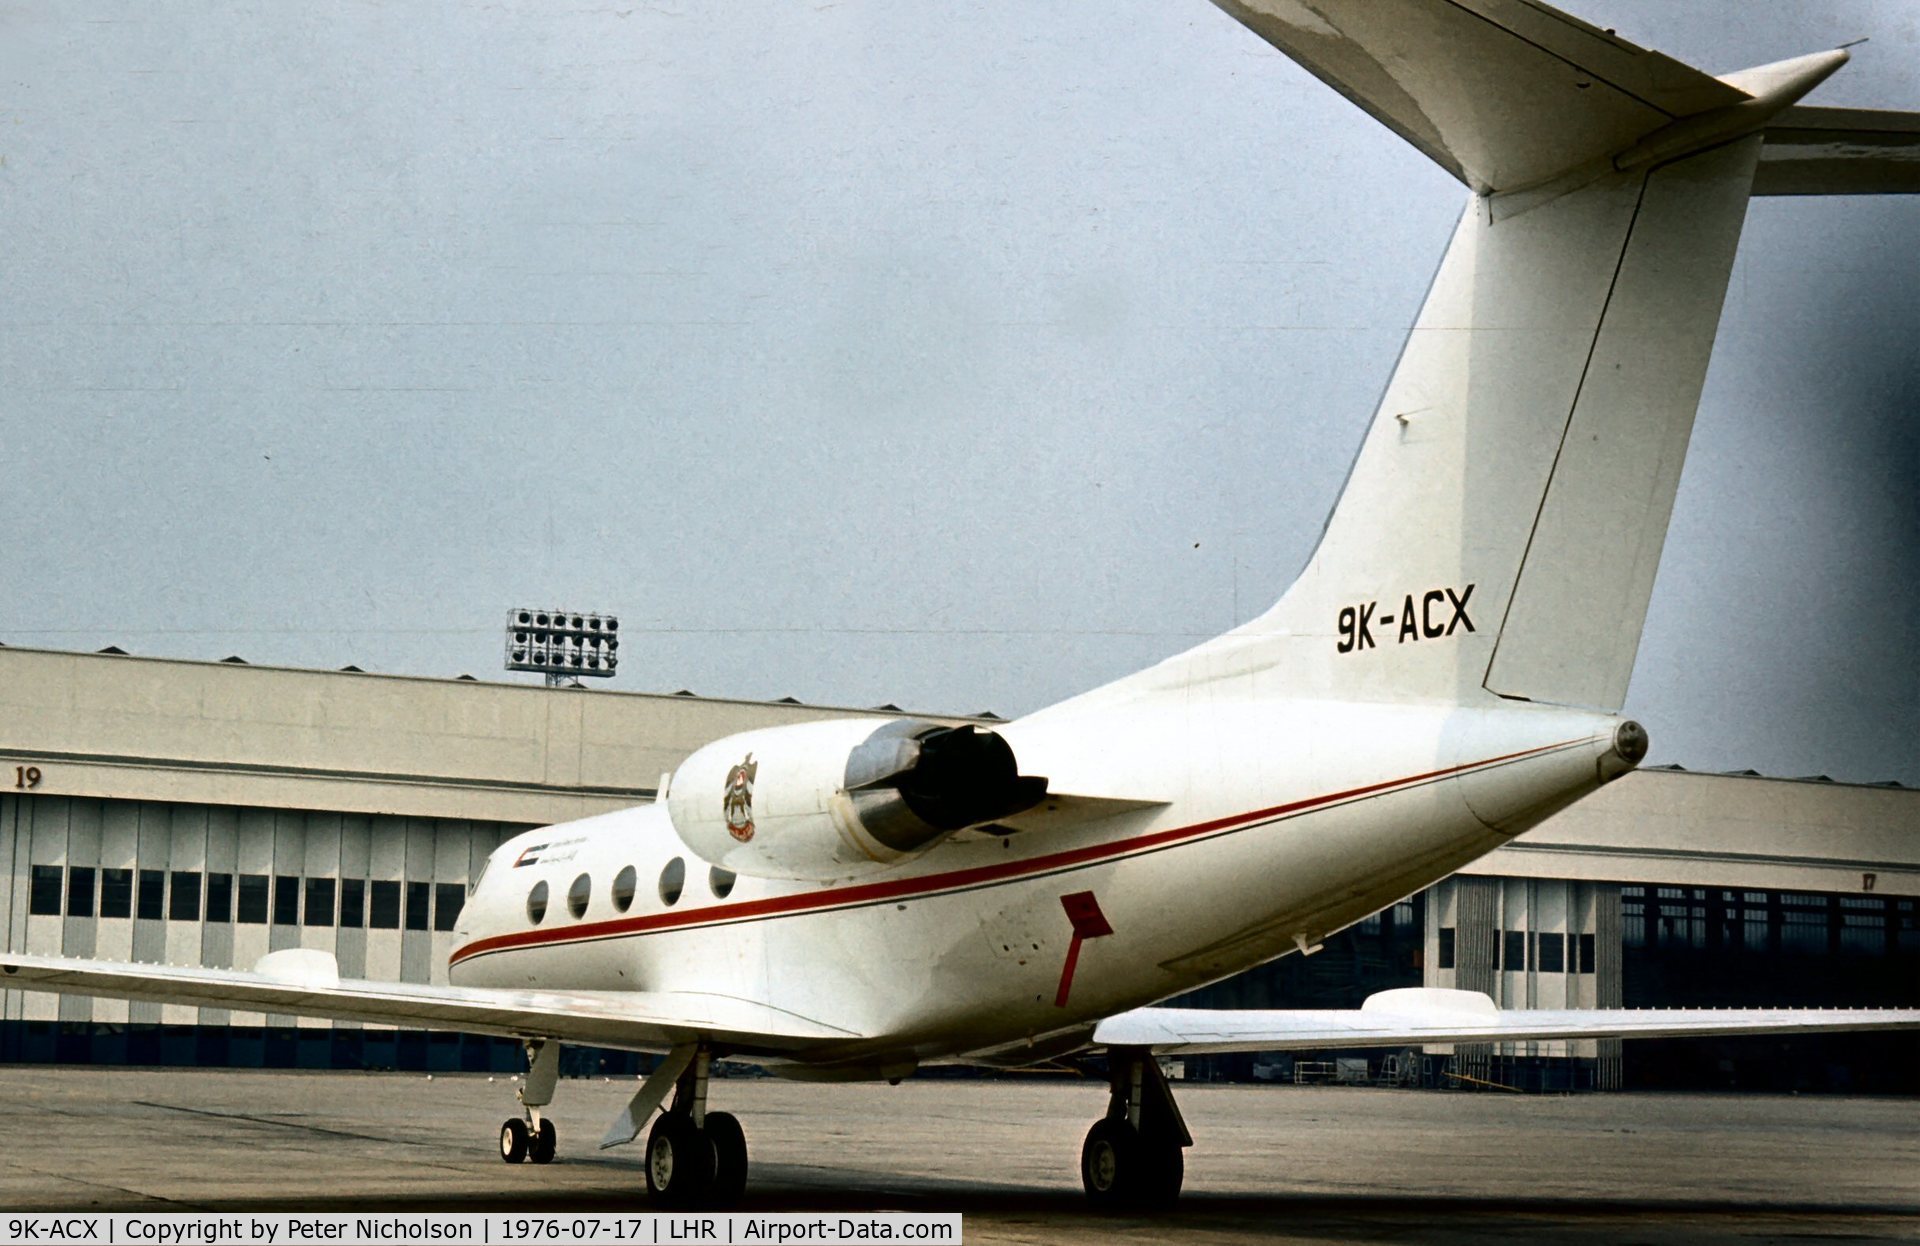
<box><xmin>494</xmin><ymin>1038</ymin><xmax>749</xmax><ymax>1206</ymax></box>
<box><xmin>499</xmin><ymin>1038</ymin><xmax>560</xmax><ymax>1165</ymax></box>
<box><xmin>1080</xmin><ymin>1047</ymin><xmax>1190</xmax><ymax>1210</ymax></box>
<box><xmin>644</xmin><ymin>1045</ymin><xmax>749</xmax><ymax>1208</ymax></box>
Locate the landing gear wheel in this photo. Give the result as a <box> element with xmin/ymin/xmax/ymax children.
<box><xmin>530</xmin><ymin>1118</ymin><xmax>558</xmax><ymax>1164</ymax></box>
<box><xmin>704</xmin><ymin>1111</ymin><xmax>749</xmax><ymax>1206</ymax></box>
<box><xmin>1081</xmin><ymin>1118</ymin><xmax>1183</xmax><ymax>1210</ymax></box>
<box><xmin>499</xmin><ymin>1118</ymin><xmax>529</xmax><ymax>1164</ymax></box>
<box><xmin>1080</xmin><ymin>1118</ymin><xmax>1138</xmax><ymax>1210</ymax></box>
<box><xmin>1138</xmin><ymin>1134</ymin><xmax>1184</xmax><ymax>1208</ymax></box>
<box><xmin>645</xmin><ymin>1112</ymin><xmax>714</xmax><ymax>1207</ymax></box>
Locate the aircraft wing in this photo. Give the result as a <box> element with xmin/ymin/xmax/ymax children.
<box><xmin>0</xmin><ymin>951</ymin><xmax>863</xmax><ymax>1056</ymax></box>
<box><xmin>1094</xmin><ymin>988</ymin><xmax>1920</xmax><ymax>1054</ymax></box>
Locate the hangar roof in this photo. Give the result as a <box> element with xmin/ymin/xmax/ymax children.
<box><xmin>1471</xmin><ymin>766</ymin><xmax>1917</xmax><ymax>896</ymax></box>
<box><xmin>0</xmin><ymin>645</ymin><xmax>946</xmax><ymax>823</ymax></box>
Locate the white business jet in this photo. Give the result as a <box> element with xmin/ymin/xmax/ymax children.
<box><xmin>6</xmin><ymin>0</ymin><xmax>1919</xmax><ymax>1212</ymax></box>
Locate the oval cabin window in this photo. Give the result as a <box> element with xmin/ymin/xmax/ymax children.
<box><xmin>612</xmin><ymin>865</ymin><xmax>637</xmax><ymax>913</ymax></box>
<box><xmin>567</xmin><ymin>873</ymin><xmax>591</xmax><ymax>920</ymax></box>
<box><xmin>526</xmin><ymin>880</ymin><xmax>549</xmax><ymax>925</ymax></box>
<box><xmin>710</xmin><ymin>867</ymin><xmax>736</xmax><ymax>900</ymax></box>
<box><xmin>659</xmin><ymin>858</ymin><xmax>686</xmax><ymax>907</ymax></box>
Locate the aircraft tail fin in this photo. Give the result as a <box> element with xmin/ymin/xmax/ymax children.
<box><xmin>1071</xmin><ymin>3</ymin><xmax>1914</xmax><ymax>716</ymax></box>
<box><xmin>1238</xmin><ymin>134</ymin><xmax>1763</xmax><ymax>712</ymax></box>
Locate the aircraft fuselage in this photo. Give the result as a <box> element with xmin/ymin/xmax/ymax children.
<box><xmin>450</xmin><ymin>698</ymin><xmax>1632</xmax><ymax>1075</ymax></box>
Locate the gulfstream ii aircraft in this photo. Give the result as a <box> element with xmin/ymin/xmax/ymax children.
<box><xmin>6</xmin><ymin>0</ymin><xmax>1919</xmax><ymax>1211</ymax></box>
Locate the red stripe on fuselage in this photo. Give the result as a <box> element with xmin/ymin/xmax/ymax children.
<box><xmin>448</xmin><ymin>737</ymin><xmax>1586</xmax><ymax>968</ymax></box>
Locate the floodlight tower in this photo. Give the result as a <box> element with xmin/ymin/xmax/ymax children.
<box><xmin>506</xmin><ymin>608</ymin><xmax>619</xmax><ymax>688</ymax></box>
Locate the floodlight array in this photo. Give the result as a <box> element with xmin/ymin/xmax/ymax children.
<box><xmin>506</xmin><ymin>608</ymin><xmax>619</xmax><ymax>679</ymax></box>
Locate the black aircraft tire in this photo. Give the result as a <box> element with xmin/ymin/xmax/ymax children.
<box><xmin>530</xmin><ymin>1118</ymin><xmax>558</xmax><ymax>1164</ymax></box>
<box><xmin>1080</xmin><ymin>1118</ymin><xmax>1138</xmax><ymax>1210</ymax></box>
<box><xmin>646</xmin><ymin>1112</ymin><xmax>714</xmax><ymax>1207</ymax></box>
<box><xmin>704</xmin><ymin>1111</ymin><xmax>749</xmax><ymax>1206</ymax></box>
<box><xmin>1138</xmin><ymin>1134</ymin><xmax>1184</xmax><ymax>1208</ymax></box>
<box><xmin>499</xmin><ymin>1118</ymin><xmax>529</xmax><ymax>1164</ymax></box>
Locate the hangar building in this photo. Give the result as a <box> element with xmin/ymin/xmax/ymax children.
<box><xmin>3</xmin><ymin>645</ymin><xmax>1914</xmax><ymax>1087</ymax></box>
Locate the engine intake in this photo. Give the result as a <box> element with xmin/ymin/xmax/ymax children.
<box><xmin>666</xmin><ymin>717</ymin><xmax>1047</xmax><ymax>882</ymax></box>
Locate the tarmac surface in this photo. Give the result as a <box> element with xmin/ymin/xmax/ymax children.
<box><xmin>2</xmin><ymin>1068</ymin><xmax>1916</xmax><ymax>1243</ymax></box>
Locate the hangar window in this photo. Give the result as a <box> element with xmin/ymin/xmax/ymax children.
<box><xmin>29</xmin><ymin>866</ymin><xmax>62</xmax><ymax>917</ymax></box>
<box><xmin>567</xmin><ymin>874</ymin><xmax>591</xmax><ymax>921</ymax></box>
<box><xmin>170</xmin><ymin>872</ymin><xmax>202</xmax><ymax>922</ymax></box>
<box><xmin>1578</xmin><ymin>932</ymin><xmax>1595</xmax><ymax>974</ymax></box>
<box><xmin>1781</xmin><ymin>913</ymin><xmax>1827</xmax><ymax>954</ymax></box>
<box><xmin>1621</xmin><ymin>887</ymin><xmax>1646</xmax><ymax>947</ymax></box>
<box><xmin>527</xmin><ymin>880</ymin><xmax>550</xmax><ymax>925</ymax></box>
<box><xmin>1537</xmin><ymin>931</ymin><xmax>1565</xmax><ymax>973</ymax></box>
<box><xmin>370</xmin><ymin>880</ymin><xmax>401</xmax><ymax>929</ymax></box>
<box><xmin>67</xmin><ymin>866</ymin><xmax>96</xmax><ymax>918</ymax></box>
<box><xmin>405</xmin><ymin>882</ymin><xmax>431</xmax><ymax>931</ymax></box>
<box><xmin>1839</xmin><ymin>898</ymin><xmax>1886</xmax><ymax>955</ymax></box>
<box><xmin>273</xmin><ymin>875</ymin><xmax>300</xmax><ymax>926</ymax></box>
<box><xmin>339</xmin><ymin>878</ymin><xmax>365</xmax><ymax>929</ymax></box>
<box><xmin>1780</xmin><ymin>894</ymin><xmax>1828</xmax><ymax>954</ymax></box>
<box><xmin>1654</xmin><ymin>888</ymin><xmax>1707</xmax><ymax>949</ymax></box>
<box><xmin>205</xmin><ymin>873</ymin><xmax>232</xmax><ymax>923</ymax></box>
<box><xmin>1739</xmin><ymin>895</ymin><xmax>1769</xmax><ymax>951</ymax></box>
<box><xmin>611</xmin><ymin>866</ymin><xmax>638</xmax><ymax>913</ymax></box>
<box><xmin>1502</xmin><ymin>930</ymin><xmax>1526</xmax><ymax>971</ymax></box>
<box><xmin>102</xmin><ymin>868</ymin><xmax>134</xmax><ymax>919</ymax></box>
<box><xmin>238</xmin><ymin>874</ymin><xmax>270</xmax><ymax>924</ymax></box>
<box><xmin>710</xmin><ymin>867</ymin><xmax>736</xmax><ymax>900</ymax></box>
<box><xmin>659</xmin><ymin>858</ymin><xmax>685</xmax><ymax>907</ymax></box>
<box><xmin>139</xmin><ymin>870</ymin><xmax>166</xmax><ymax>921</ymax></box>
<box><xmin>1436</xmin><ymin>927</ymin><xmax>1455</xmax><ymax>970</ymax></box>
<box><xmin>305</xmin><ymin>878</ymin><xmax>336</xmax><ymax>927</ymax></box>
<box><xmin>435</xmin><ymin>883</ymin><xmax>464</xmax><ymax>931</ymax></box>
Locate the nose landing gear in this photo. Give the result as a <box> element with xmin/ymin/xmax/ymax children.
<box><xmin>499</xmin><ymin>1038</ymin><xmax>560</xmax><ymax>1165</ymax></box>
<box><xmin>500</xmin><ymin>1115</ymin><xmax>557</xmax><ymax>1164</ymax></box>
<box><xmin>1080</xmin><ymin>1046</ymin><xmax>1189</xmax><ymax>1210</ymax></box>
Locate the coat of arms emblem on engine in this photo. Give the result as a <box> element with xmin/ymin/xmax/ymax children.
<box><xmin>723</xmin><ymin>753</ymin><xmax>758</xmax><ymax>843</ymax></box>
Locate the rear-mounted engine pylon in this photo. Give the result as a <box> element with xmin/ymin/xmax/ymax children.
<box><xmin>667</xmin><ymin>717</ymin><xmax>1048</xmax><ymax>882</ymax></box>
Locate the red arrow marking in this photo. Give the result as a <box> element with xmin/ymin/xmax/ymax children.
<box><xmin>1055</xmin><ymin>891</ymin><xmax>1114</xmax><ymax>1007</ymax></box>
<box><xmin>1061</xmin><ymin>890</ymin><xmax>1114</xmax><ymax>939</ymax></box>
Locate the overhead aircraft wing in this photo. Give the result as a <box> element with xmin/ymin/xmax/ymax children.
<box><xmin>1754</xmin><ymin>105</ymin><xmax>1920</xmax><ymax>195</ymax></box>
<box><xmin>1094</xmin><ymin>988</ymin><xmax>1920</xmax><ymax>1054</ymax></box>
<box><xmin>0</xmin><ymin>951</ymin><xmax>863</xmax><ymax>1056</ymax></box>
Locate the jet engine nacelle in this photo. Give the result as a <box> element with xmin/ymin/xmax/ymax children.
<box><xmin>666</xmin><ymin>717</ymin><xmax>1047</xmax><ymax>882</ymax></box>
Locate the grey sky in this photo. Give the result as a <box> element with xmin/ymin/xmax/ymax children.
<box><xmin>2</xmin><ymin>1</ymin><xmax>1915</xmax><ymax>783</ymax></box>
